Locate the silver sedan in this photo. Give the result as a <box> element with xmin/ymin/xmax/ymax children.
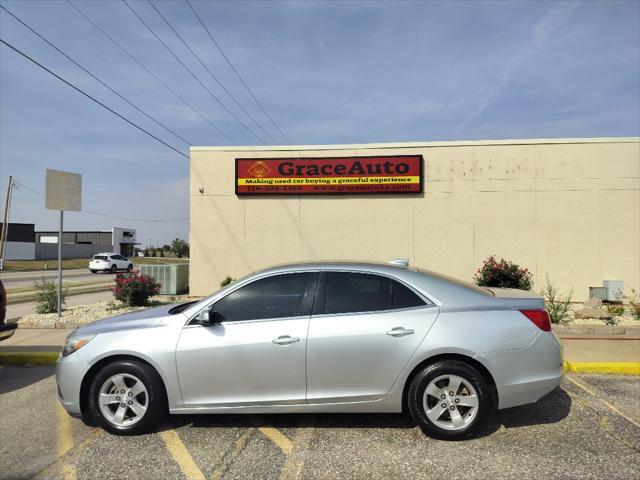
<box><xmin>56</xmin><ymin>261</ymin><xmax>563</xmax><ymax>439</ymax></box>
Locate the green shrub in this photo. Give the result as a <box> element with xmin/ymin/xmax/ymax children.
<box><xmin>541</xmin><ymin>275</ymin><xmax>573</xmax><ymax>324</ymax></box>
<box><xmin>220</xmin><ymin>276</ymin><xmax>236</xmax><ymax>288</ymax></box>
<box><xmin>473</xmin><ymin>255</ymin><xmax>533</xmax><ymax>290</ymax></box>
<box><xmin>33</xmin><ymin>278</ymin><xmax>67</xmax><ymax>314</ymax></box>
<box><xmin>625</xmin><ymin>289</ymin><xmax>640</xmax><ymax>321</ymax></box>
<box><xmin>606</xmin><ymin>304</ymin><xmax>624</xmax><ymax>316</ymax></box>
<box><xmin>112</xmin><ymin>272</ymin><xmax>161</xmax><ymax>306</ymax></box>
<box><xmin>603</xmin><ymin>315</ymin><xmax>620</xmax><ymax>326</ymax></box>
<box><xmin>160</xmin><ymin>249</ymin><xmax>164</xmax><ymax>258</ymax></box>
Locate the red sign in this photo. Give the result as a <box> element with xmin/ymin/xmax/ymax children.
<box><xmin>235</xmin><ymin>155</ymin><xmax>423</xmax><ymax>195</ymax></box>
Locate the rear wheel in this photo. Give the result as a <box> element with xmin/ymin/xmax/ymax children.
<box><xmin>127</xmin><ymin>264</ymin><xmax>133</xmax><ymax>273</ymax></box>
<box><xmin>110</xmin><ymin>264</ymin><xmax>117</xmax><ymax>274</ymax></box>
<box><xmin>90</xmin><ymin>270</ymin><xmax>97</xmax><ymax>274</ymax></box>
<box><xmin>407</xmin><ymin>360</ymin><xmax>491</xmax><ymax>440</ymax></box>
<box><xmin>87</xmin><ymin>360</ymin><xmax>166</xmax><ymax>435</ymax></box>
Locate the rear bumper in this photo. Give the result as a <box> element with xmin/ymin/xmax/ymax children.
<box><xmin>0</xmin><ymin>322</ymin><xmax>18</xmax><ymax>341</ymax></box>
<box><xmin>479</xmin><ymin>331</ymin><xmax>564</xmax><ymax>410</ymax></box>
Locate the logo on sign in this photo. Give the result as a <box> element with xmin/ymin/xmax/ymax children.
<box><xmin>248</xmin><ymin>161</ymin><xmax>271</xmax><ymax>178</ymax></box>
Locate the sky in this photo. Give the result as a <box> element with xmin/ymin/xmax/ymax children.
<box><xmin>0</xmin><ymin>0</ymin><xmax>639</xmax><ymax>246</ymax></box>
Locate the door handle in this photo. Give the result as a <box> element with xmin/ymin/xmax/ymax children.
<box><xmin>273</xmin><ymin>335</ymin><xmax>300</xmax><ymax>345</ymax></box>
<box><xmin>386</xmin><ymin>327</ymin><xmax>415</xmax><ymax>337</ymax></box>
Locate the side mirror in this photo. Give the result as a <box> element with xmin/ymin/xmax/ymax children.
<box><xmin>194</xmin><ymin>309</ymin><xmax>211</xmax><ymax>326</ymax></box>
<box><xmin>194</xmin><ymin>309</ymin><xmax>224</xmax><ymax>326</ymax></box>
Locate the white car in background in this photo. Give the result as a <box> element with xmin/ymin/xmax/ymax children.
<box><xmin>89</xmin><ymin>253</ymin><xmax>133</xmax><ymax>274</ymax></box>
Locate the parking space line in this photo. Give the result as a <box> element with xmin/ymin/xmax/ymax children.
<box><xmin>159</xmin><ymin>428</ymin><xmax>206</xmax><ymax>480</ymax></box>
<box><xmin>259</xmin><ymin>426</ymin><xmax>293</xmax><ymax>455</ymax></box>
<box><xmin>211</xmin><ymin>428</ymin><xmax>255</xmax><ymax>480</ymax></box>
<box><xmin>566</xmin><ymin>375</ymin><xmax>640</xmax><ymax>428</ymax></box>
<box><xmin>279</xmin><ymin>421</ymin><xmax>316</xmax><ymax>480</ymax></box>
<box><xmin>56</xmin><ymin>401</ymin><xmax>74</xmax><ymax>457</ymax></box>
<box><xmin>56</xmin><ymin>401</ymin><xmax>77</xmax><ymax>480</ymax></box>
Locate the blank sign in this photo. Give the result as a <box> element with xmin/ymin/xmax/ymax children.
<box><xmin>45</xmin><ymin>169</ymin><xmax>82</xmax><ymax>211</ymax></box>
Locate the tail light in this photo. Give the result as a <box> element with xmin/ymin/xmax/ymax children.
<box><xmin>519</xmin><ymin>309</ymin><xmax>551</xmax><ymax>332</ymax></box>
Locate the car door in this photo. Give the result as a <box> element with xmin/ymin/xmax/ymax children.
<box><xmin>306</xmin><ymin>271</ymin><xmax>439</xmax><ymax>404</ymax></box>
<box><xmin>176</xmin><ymin>271</ymin><xmax>318</xmax><ymax>408</ymax></box>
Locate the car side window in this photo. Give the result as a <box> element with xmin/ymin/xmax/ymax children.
<box><xmin>314</xmin><ymin>272</ymin><xmax>427</xmax><ymax>315</ymax></box>
<box><xmin>391</xmin><ymin>280</ymin><xmax>426</xmax><ymax>309</ymax></box>
<box><xmin>212</xmin><ymin>273</ymin><xmax>314</xmax><ymax>322</ymax></box>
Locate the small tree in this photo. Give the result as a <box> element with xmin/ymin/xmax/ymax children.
<box><xmin>150</xmin><ymin>248</ymin><xmax>156</xmax><ymax>257</ymax></box>
<box><xmin>162</xmin><ymin>244</ymin><xmax>171</xmax><ymax>252</ymax></box>
<box><xmin>541</xmin><ymin>275</ymin><xmax>573</xmax><ymax>324</ymax></box>
<box><xmin>171</xmin><ymin>238</ymin><xmax>189</xmax><ymax>258</ymax></box>
<box><xmin>34</xmin><ymin>278</ymin><xmax>68</xmax><ymax>314</ymax></box>
<box><xmin>143</xmin><ymin>248</ymin><xmax>149</xmax><ymax>257</ymax></box>
<box><xmin>473</xmin><ymin>255</ymin><xmax>533</xmax><ymax>290</ymax></box>
<box><xmin>159</xmin><ymin>249</ymin><xmax>165</xmax><ymax>257</ymax></box>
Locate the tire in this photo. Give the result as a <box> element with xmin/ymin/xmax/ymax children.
<box><xmin>87</xmin><ymin>360</ymin><xmax>166</xmax><ymax>435</ymax></box>
<box><xmin>90</xmin><ymin>270</ymin><xmax>97</xmax><ymax>274</ymax></box>
<box><xmin>407</xmin><ymin>360</ymin><xmax>491</xmax><ymax>440</ymax></box>
<box><xmin>127</xmin><ymin>264</ymin><xmax>133</xmax><ymax>273</ymax></box>
<box><xmin>110</xmin><ymin>264</ymin><xmax>117</xmax><ymax>274</ymax></box>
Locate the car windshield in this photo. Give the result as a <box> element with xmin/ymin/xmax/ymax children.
<box><xmin>92</xmin><ymin>255</ymin><xmax>108</xmax><ymax>260</ymax></box>
<box><xmin>168</xmin><ymin>301</ymin><xmax>198</xmax><ymax>314</ymax></box>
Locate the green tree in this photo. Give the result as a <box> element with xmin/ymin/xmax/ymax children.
<box><xmin>171</xmin><ymin>238</ymin><xmax>189</xmax><ymax>258</ymax></box>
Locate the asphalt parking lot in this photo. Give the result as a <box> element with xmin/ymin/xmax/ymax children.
<box><xmin>0</xmin><ymin>366</ymin><xmax>638</xmax><ymax>480</ymax></box>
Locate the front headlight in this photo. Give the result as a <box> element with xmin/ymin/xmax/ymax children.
<box><xmin>61</xmin><ymin>334</ymin><xmax>95</xmax><ymax>357</ymax></box>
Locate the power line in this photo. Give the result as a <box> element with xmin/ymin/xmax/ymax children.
<box><xmin>151</xmin><ymin>0</ymin><xmax>280</xmax><ymax>144</ymax></box>
<box><xmin>122</xmin><ymin>0</ymin><xmax>260</xmax><ymax>144</ymax></box>
<box><xmin>146</xmin><ymin>0</ymin><xmax>270</xmax><ymax>145</ymax></box>
<box><xmin>12</xmin><ymin>180</ymin><xmax>188</xmax><ymax>223</ymax></box>
<box><xmin>185</xmin><ymin>0</ymin><xmax>292</xmax><ymax>145</ymax></box>
<box><xmin>0</xmin><ymin>37</ymin><xmax>189</xmax><ymax>159</ymax></box>
<box><xmin>0</xmin><ymin>4</ymin><xmax>192</xmax><ymax>147</ymax></box>
<box><xmin>65</xmin><ymin>0</ymin><xmax>232</xmax><ymax>145</ymax></box>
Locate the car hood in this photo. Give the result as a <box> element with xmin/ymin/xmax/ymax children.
<box><xmin>75</xmin><ymin>304</ymin><xmax>178</xmax><ymax>336</ymax></box>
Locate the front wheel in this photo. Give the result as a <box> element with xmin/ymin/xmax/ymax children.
<box><xmin>110</xmin><ymin>264</ymin><xmax>117</xmax><ymax>274</ymax></box>
<box><xmin>407</xmin><ymin>360</ymin><xmax>491</xmax><ymax>440</ymax></box>
<box><xmin>87</xmin><ymin>360</ymin><xmax>166</xmax><ymax>435</ymax></box>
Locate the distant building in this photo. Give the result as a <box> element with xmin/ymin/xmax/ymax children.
<box><xmin>34</xmin><ymin>227</ymin><xmax>138</xmax><ymax>259</ymax></box>
<box><xmin>0</xmin><ymin>222</ymin><xmax>36</xmax><ymax>260</ymax></box>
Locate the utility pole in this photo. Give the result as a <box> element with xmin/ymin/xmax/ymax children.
<box><xmin>0</xmin><ymin>176</ymin><xmax>15</xmax><ymax>270</ymax></box>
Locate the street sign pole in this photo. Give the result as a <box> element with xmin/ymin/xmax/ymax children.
<box><xmin>57</xmin><ymin>210</ymin><xmax>63</xmax><ymax>318</ymax></box>
<box><xmin>45</xmin><ymin>169</ymin><xmax>81</xmax><ymax>320</ymax></box>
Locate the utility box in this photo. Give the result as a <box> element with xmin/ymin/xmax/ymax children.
<box><xmin>588</xmin><ymin>287</ymin><xmax>607</xmax><ymax>301</ymax></box>
<box><xmin>140</xmin><ymin>264</ymin><xmax>189</xmax><ymax>295</ymax></box>
<box><xmin>603</xmin><ymin>280</ymin><xmax>624</xmax><ymax>302</ymax></box>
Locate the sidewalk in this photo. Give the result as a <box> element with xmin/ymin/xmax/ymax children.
<box><xmin>1</xmin><ymin>328</ymin><xmax>638</xmax><ymax>373</ymax></box>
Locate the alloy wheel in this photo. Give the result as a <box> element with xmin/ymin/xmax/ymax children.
<box><xmin>98</xmin><ymin>373</ymin><xmax>148</xmax><ymax>427</ymax></box>
<box><xmin>422</xmin><ymin>374</ymin><xmax>479</xmax><ymax>431</ymax></box>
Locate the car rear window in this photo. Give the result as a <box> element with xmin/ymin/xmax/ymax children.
<box><xmin>93</xmin><ymin>255</ymin><xmax>108</xmax><ymax>260</ymax></box>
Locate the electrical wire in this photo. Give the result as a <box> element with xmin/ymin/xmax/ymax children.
<box><xmin>123</xmin><ymin>0</ymin><xmax>258</xmax><ymax>144</ymax></box>
<box><xmin>146</xmin><ymin>0</ymin><xmax>270</xmax><ymax>145</ymax></box>
<box><xmin>65</xmin><ymin>0</ymin><xmax>233</xmax><ymax>145</ymax></box>
<box><xmin>0</xmin><ymin>4</ymin><xmax>192</xmax><ymax>146</ymax></box>
<box><xmin>185</xmin><ymin>0</ymin><xmax>292</xmax><ymax>145</ymax></box>
<box><xmin>151</xmin><ymin>0</ymin><xmax>280</xmax><ymax>144</ymax></box>
<box><xmin>0</xmin><ymin>38</ymin><xmax>189</xmax><ymax>159</ymax></box>
<box><xmin>12</xmin><ymin>180</ymin><xmax>188</xmax><ymax>223</ymax></box>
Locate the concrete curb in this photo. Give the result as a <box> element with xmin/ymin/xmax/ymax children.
<box><xmin>0</xmin><ymin>352</ymin><xmax>59</xmax><ymax>365</ymax></box>
<box><xmin>564</xmin><ymin>361</ymin><xmax>640</xmax><ymax>375</ymax></box>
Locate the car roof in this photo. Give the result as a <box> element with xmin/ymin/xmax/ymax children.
<box><xmin>255</xmin><ymin>260</ymin><xmax>416</xmax><ymax>276</ymax></box>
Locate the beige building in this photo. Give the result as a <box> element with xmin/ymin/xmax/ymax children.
<box><xmin>189</xmin><ymin>137</ymin><xmax>640</xmax><ymax>300</ymax></box>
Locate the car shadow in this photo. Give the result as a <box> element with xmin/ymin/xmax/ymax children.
<box><xmin>0</xmin><ymin>365</ymin><xmax>55</xmax><ymax>395</ymax></box>
<box><xmin>161</xmin><ymin>387</ymin><xmax>572</xmax><ymax>439</ymax></box>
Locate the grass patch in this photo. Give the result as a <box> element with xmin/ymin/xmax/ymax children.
<box><xmin>5</xmin><ymin>279</ymin><xmax>111</xmax><ymax>294</ymax></box>
<box><xmin>2</xmin><ymin>257</ymin><xmax>189</xmax><ymax>272</ymax></box>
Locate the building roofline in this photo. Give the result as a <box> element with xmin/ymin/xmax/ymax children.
<box><xmin>190</xmin><ymin>136</ymin><xmax>640</xmax><ymax>153</ymax></box>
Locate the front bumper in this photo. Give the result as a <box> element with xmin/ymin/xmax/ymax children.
<box><xmin>56</xmin><ymin>352</ymin><xmax>90</xmax><ymax>416</ymax></box>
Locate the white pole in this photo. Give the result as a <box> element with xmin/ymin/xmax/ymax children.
<box><xmin>57</xmin><ymin>210</ymin><xmax>63</xmax><ymax>318</ymax></box>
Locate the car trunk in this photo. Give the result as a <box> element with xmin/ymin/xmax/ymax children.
<box><xmin>486</xmin><ymin>287</ymin><xmax>545</xmax><ymax>310</ymax></box>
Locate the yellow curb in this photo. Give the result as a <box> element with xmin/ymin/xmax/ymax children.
<box><xmin>564</xmin><ymin>361</ymin><xmax>640</xmax><ymax>375</ymax></box>
<box><xmin>0</xmin><ymin>352</ymin><xmax>59</xmax><ymax>365</ymax></box>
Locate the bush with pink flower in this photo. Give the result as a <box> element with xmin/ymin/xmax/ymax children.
<box><xmin>473</xmin><ymin>255</ymin><xmax>533</xmax><ymax>290</ymax></box>
<box><xmin>112</xmin><ymin>271</ymin><xmax>161</xmax><ymax>306</ymax></box>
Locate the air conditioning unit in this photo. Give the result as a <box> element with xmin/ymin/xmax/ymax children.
<box><xmin>140</xmin><ymin>264</ymin><xmax>189</xmax><ymax>295</ymax></box>
<box><xmin>603</xmin><ymin>280</ymin><xmax>623</xmax><ymax>302</ymax></box>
